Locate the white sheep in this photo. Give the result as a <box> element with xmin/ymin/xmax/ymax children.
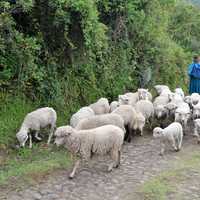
<box><xmin>153</xmin><ymin>95</ymin><xmax>169</xmax><ymax>119</ymax></box>
<box><xmin>153</xmin><ymin>122</ymin><xmax>183</xmax><ymax>155</ymax></box>
<box><xmin>175</xmin><ymin>88</ymin><xmax>184</xmax><ymax>99</ymax></box>
<box><xmin>137</xmin><ymin>88</ymin><xmax>153</xmax><ymax>101</ymax></box>
<box><xmin>193</xmin><ymin>119</ymin><xmax>200</xmax><ymax>143</ymax></box>
<box><xmin>154</xmin><ymin>85</ymin><xmax>170</xmax><ymax>96</ymax></box>
<box><xmin>75</xmin><ymin>113</ymin><xmax>125</xmax><ymax>133</ymax></box>
<box><xmin>16</xmin><ymin>107</ymin><xmax>57</xmax><ymax>148</ymax></box>
<box><xmin>110</xmin><ymin>101</ymin><xmax>120</xmax><ymax>112</ymax></box>
<box><xmin>54</xmin><ymin>125</ymin><xmax>124</xmax><ymax>178</ymax></box>
<box><xmin>175</xmin><ymin>102</ymin><xmax>190</xmax><ymax>130</ymax></box>
<box><xmin>118</xmin><ymin>92</ymin><xmax>139</xmax><ymax>106</ymax></box>
<box><xmin>89</xmin><ymin>98</ymin><xmax>110</xmax><ymax>115</ymax></box>
<box><xmin>112</xmin><ymin>105</ymin><xmax>144</xmax><ymax>141</ymax></box>
<box><xmin>164</xmin><ymin>95</ymin><xmax>184</xmax><ymax>119</ymax></box>
<box><xmin>135</xmin><ymin>100</ymin><xmax>154</xmax><ymax>124</ymax></box>
<box><xmin>191</xmin><ymin>93</ymin><xmax>200</xmax><ymax>105</ymax></box>
<box><xmin>192</xmin><ymin>102</ymin><xmax>200</xmax><ymax>119</ymax></box>
<box><xmin>70</xmin><ymin>106</ymin><xmax>95</xmax><ymax>128</ymax></box>
<box><xmin>133</xmin><ymin>112</ymin><xmax>146</xmax><ymax>136</ymax></box>
<box><xmin>184</xmin><ymin>96</ymin><xmax>192</xmax><ymax>108</ymax></box>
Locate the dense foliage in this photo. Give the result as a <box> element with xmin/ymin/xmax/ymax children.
<box><xmin>0</xmin><ymin>0</ymin><xmax>200</xmax><ymax>113</ymax></box>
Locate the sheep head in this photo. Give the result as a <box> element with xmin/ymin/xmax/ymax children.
<box><xmin>153</xmin><ymin>127</ymin><xmax>164</xmax><ymax>138</ymax></box>
<box><xmin>16</xmin><ymin>131</ymin><xmax>28</xmax><ymax>147</ymax></box>
<box><xmin>54</xmin><ymin>126</ymin><xmax>74</xmax><ymax>146</ymax></box>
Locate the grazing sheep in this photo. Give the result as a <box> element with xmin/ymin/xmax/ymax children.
<box><xmin>153</xmin><ymin>122</ymin><xmax>183</xmax><ymax>155</ymax></box>
<box><xmin>154</xmin><ymin>85</ymin><xmax>170</xmax><ymax>96</ymax></box>
<box><xmin>137</xmin><ymin>88</ymin><xmax>153</xmax><ymax>101</ymax></box>
<box><xmin>153</xmin><ymin>96</ymin><xmax>169</xmax><ymax>119</ymax></box>
<box><xmin>135</xmin><ymin>100</ymin><xmax>154</xmax><ymax>124</ymax></box>
<box><xmin>192</xmin><ymin>102</ymin><xmax>200</xmax><ymax>119</ymax></box>
<box><xmin>70</xmin><ymin>107</ymin><xmax>95</xmax><ymax>128</ymax></box>
<box><xmin>112</xmin><ymin>105</ymin><xmax>144</xmax><ymax>141</ymax></box>
<box><xmin>193</xmin><ymin>119</ymin><xmax>200</xmax><ymax>143</ymax></box>
<box><xmin>110</xmin><ymin>101</ymin><xmax>119</xmax><ymax>112</ymax></box>
<box><xmin>175</xmin><ymin>88</ymin><xmax>184</xmax><ymax>99</ymax></box>
<box><xmin>54</xmin><ymin>125</ymin><xmax>124</xmax><ymax>178</ymax></box>
<box><xmin>90</xmin><ymin>98</ymin><xmax>110</xmax><ymax>115</ymax></box>
<box><xmin>75</xmin><ymin>113</ymin><xmax>125</xmax><ymax>133</ymax></box>
<box><xmin>16</xmin><ymin>107</ymin><xmax>57</xmax><ymax>148</ymax></box>
<box><xmin>175</xmin><ymin>102</ymin><xmax>190</xmax><ymax>130</ymax></box>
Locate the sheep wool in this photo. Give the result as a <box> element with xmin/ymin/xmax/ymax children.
<box><xmin>75</xmin><ymin>113</ymin><xmax>125</xmax><ymax>133</ymax></box>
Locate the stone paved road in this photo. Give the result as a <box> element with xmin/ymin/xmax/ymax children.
<box><xmin>1</xmin><ymin>134</ymin><xmax>199</xmax><ymax>200</ymax></box>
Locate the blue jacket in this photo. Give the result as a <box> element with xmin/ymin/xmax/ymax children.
<box><xmin>188</xmin><ymin>63</ymin><xmax>200</xmax><ymax>79</ymax></box>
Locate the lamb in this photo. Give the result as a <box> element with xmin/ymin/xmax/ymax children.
<box><xmin>70</xmin><ymin>106</ymin><xmax>95</xmax><ymax>128</ymax></box>
<box><xmin>89</xmin><ymin>98</ymin><xmax>110</xmax><ymax>115</ymax></box>
<box><xmin>16</xmin><ymin>107</ymin><xmax>57</xmax><ymax>148</ymax></box>
<box><xmin>75</xmin><ymin>113</ymin><xmax>125</xmax><ymax>133</ymax></box>
<box><xmin>193</xmin><ymin>119</ymin><xmax>200</xmax><ymax>143</ymax></box>
<box><xmin>175</xmin><ymin>102</ymin><xmax>190</xmax><ymax>130</ymax></box>
<box><xmin>175</xmin><ymin>88</ymin><xmax>184</xmax><ymax>99</ymax></box>
<box><xmin>153</xmin><ymin>122</ymin><xmax>183</xmax><ymax>155</ymax></box>
<box><xmin>135</xmin><ymin>100</ymin><xmax>154</xmax><ymax>123</ymax></box>
<box><xmin>154</xmin><ymin>85</ymin><xmax>170</xmax><ymax>96</ymax></box>
<box><xmin>137</xmin><ymin>88</ymin><xmax>153</xmax><ymax>101</ymax></box>
<box><xmin>54</xmin><ymin>125</ymin><xmax>124</xmax><ymax>178</ymax></box>
<box><xmin>112</xmin><ymin>105</ymin><xmax>144</xmax><ymax>141</ymax></box>
<box><xmin>110</xmin><ymin>101</ymin><xmax>120</xmax><ymax>112</ymax></box>
<box><xmin>153</xmin><ymin>95</ymin><xmax>169</xmax><ymax>119</ymax></box>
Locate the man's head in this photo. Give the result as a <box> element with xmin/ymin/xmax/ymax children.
<box><xmin>193</xmin><ymin>55</ymin><xmax>200</xmax><ymax>63</ymax></box>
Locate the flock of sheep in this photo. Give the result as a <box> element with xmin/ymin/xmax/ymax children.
<box><xmin>16</xmin><ymin>85</ymin><xmax>200</xmax><ymax>178</ymax></box>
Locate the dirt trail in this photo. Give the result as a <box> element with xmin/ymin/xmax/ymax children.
<box><xmin>1</xmin><ymin>133</ymin><xmax>200</xmax><ymax>200</ymax></box>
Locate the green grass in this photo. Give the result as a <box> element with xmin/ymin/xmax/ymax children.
<box><xmin>140</xmin><ymin>152</ymin><xmax>200</xmax><ymax>200</ymax></box>
<box><xmin>0</xmin><ymin>146</ymin><xmax>71</xmax><ymax>186</ymax></box>
<box><xmin>0</xmin><ymin>94</ymin><xmax>72</xmax><ymax>187</ymax></box>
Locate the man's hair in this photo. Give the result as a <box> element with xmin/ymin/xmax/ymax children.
<box><xmin>193</xmin><ymin>55</ymin><xmax>199</xmax><ymax>63</ymax></box>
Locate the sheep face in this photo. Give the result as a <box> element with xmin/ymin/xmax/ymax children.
<box><xmin>193</xmin><ymin>107</ymin><xmax>200</xmax><ymax>119</ymax></box>
<box><xmin>16</xmin><ymin>131</ymin><xmax>28</xmax><ymax>147</ymax></box>
<box><xmin>155</xmin><ymin>105</ymin><xmax>168</xmax><ymax>119</ymax></box>
<box><xmin>54</xmin><ymin>126</ymin><xmax>73</xmax><ymax>146</ymax></box>
<box><xmin>184</xmin><ymin>96</ymin><xmax>192</xmax><ymax>105</ymax></box>
<box><xmin>175</xmin><ymin>112</ymin><xmax>190</xmax><ymax>126</ymax></box>
<box><xmin>138</xmin><ymin>89</ymin><xmax>148</xmax><ymax>100</ymax></box>
<box><xmin>118</xmin><ymin>95</ymin><xmax>129</xmax><ymax>105</ymax></box>
<box><xmin>164</xmin><ymin>103</ymin><xmax>178</xmax><ymax>116</ymax></box>
<box><xmin>153</xmin><ymin>127</ymin><xmax>163</xmax><ymax>138</ymax></box>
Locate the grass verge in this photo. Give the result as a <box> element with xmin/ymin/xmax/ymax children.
<box><xmin>140</xmin><ymin>151</ymin><xmax>200</xmax><ymax>200</ymax></box>
<box><xmin>0</xmin><ymin>94</ymin><xmax>72</xmax><ymax>187</ymax></box>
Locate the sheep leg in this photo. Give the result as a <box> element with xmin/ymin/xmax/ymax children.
<box><xmin>171</xmin><ymin>138</ymin><xmax>178</xmax><ymax>151</ymax></box>
<box><xmin>117</xmin><ymin>150</ymin><xmax>121</xmax><ymax>167</ymax></box>
<box><xmin>47</xmin><ymin>125</ymin><xmax>55</xmax><ymax>145</ymax></box>
<box><xmin>29</xmin><ymin>134</ymin><xmax>32</xmax><ymax>148</ymax></box>
<box><xmin>69</xmin><ymin>160</ymin><xmax>80</xmax><ymax>179</ymax></box>
<box><xmin>178</xmin><ymin>136</ymin><xmax>182</xmax><ymax>150</ymax></box>
<box><xmin>159</xmin><ymin>142</ymin><xmax>165</xmax><ymax>156</ymax></box>
<box><xmin>35</xmin><ymin>131</ymin><xmax>42</xmax><ymax>141</ymax></box>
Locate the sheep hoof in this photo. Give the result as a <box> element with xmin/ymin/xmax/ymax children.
<box><xmin>197</xmin><ymin>140</ymin><xmax>200</xmax><ymax>144</ymax></box>
<box><xmin>108</xmin><ymin>167</ymin><xmax>113</xmax><ymax>172</ymax></box>
<box><xmin>68</xmin><ymin>175</ymin><xmax>74</xmax><ymax>179</ymax></box>
<box><xmin>159</xmin><ymin>152</ymin><xmax>164</xmax><ymax>156</ymax></box>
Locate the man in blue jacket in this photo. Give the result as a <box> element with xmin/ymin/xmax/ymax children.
<box><xmin>188</xmin><ymin>55</ymin><xmax>200</xmax><ymax>94</ymax></box>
